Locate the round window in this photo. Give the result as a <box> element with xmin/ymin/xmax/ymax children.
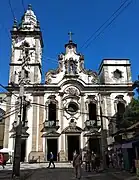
<box><xmin>67</xmin><ymin>102</ymin><xmax>78</xmax><ymax>114</ymax></box>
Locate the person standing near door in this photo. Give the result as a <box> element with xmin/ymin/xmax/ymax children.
<box><xmin>84</xmin><ymin>150</ymin><xmax>91</xmax><ymax>172</ymax></box>
<box><xmin>73</xmin><ymin>150</ymin><xmax>82</xmax><ymax>180</ymax></box>
<box><xmin>47</xmin><ymin>152</ymin><xmax>55</xmax><ymax>168</ymax></box>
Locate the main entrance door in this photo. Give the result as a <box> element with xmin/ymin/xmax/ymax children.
<box><xmin>47</xmin><ymin>139</ymin><xmax>58</xmax><ymax>161</ymax></box>
<box><xmin>89</xmin><ymin>138</ymin><xmax>100</xmax><ymax>154</ymax></box>
<box><xmin>21</xmin><ymin>139</ymin><xmax>26</xmax><ymax>162</ymax></box>
<box><xmin>67</xmin><ymin>135</ymin><xmax>80</xmax><ymax>161</ymax></box>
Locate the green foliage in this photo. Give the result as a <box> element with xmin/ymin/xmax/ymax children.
<box><xmin>121</xmin><ymin>98</ymin><xmax>139</xmax><ymax>128</ymax></box>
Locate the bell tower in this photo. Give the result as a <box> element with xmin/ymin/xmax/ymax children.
<box><xmin>9</xmin><ymin>4</ymin><xmax>43</xmax><ymax>85</ymax></box>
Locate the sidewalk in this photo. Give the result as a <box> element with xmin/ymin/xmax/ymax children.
<box><xmin>0</xmin><ymin>169</ymin><xmax>35</xmax><ymax>180</ymax></box>
<box><xmin>108</xmin><ymin>169</ymin><xmax>139</xmax><ymax>180</ymax></box>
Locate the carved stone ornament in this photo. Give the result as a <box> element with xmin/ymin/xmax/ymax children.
<box><xmin>79</xmin><ymin>57</ymin><xmax>98</xmax><ymax>82</ymax></box>
<box><xmin>65</xmin><ymin>87</ymin><xmax>79</xmax><ymax>96</ymax></box>
<box><xmin>45</xmin><ymin>68</ymin><xmax>61</xmax><ymax>84</ymax></box>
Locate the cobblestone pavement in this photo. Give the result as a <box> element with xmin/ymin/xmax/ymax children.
<box><xmin>26</xmin><ymin>168</ymin><xmax>120</xmax><ymax>180</ymax></box>
<box><xmin>0</xmin><ymin>163</ymin><xmax>72</xmax><ymax>180</ymax></box>
<box><xmin>0</xmin><ymin>163</ymin><xmax>138</xmax><ymax>180</ymax></box>
<box><xmin>0</xmin><ymin>169</ymin><xmax>34</xmax><ymax>180</ymax></box>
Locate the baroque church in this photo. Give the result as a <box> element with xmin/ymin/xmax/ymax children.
<box><xmin>2</xmin><ymin>5</ymin><xmax>133</xmax><ymax>162</ymax></box>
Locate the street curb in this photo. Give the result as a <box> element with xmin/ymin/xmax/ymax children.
<box><xmin>108</xmin><ymin>172</ymin><xmax>139</xmax><ymax>180</ymax></box>
<box><xmin>108</xmin><ymin>172</ymin><xmax>124</xmax><ymax>180</ymax></box>
<box><xmin>22</xmin><ymin>169</ymin><xmax>38</xmax><ymax>180</ymax></box>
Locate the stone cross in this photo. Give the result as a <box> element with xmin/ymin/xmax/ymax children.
<box><xmin>68</xmin><ymin>31</ymin><xmax>74</xmax><ymax>41</ymax></box>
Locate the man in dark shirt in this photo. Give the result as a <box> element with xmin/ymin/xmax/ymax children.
<box><xmin>47</xmin><ymin>152</ymin><xmax>55</xmax><ymax>168</ymax></box>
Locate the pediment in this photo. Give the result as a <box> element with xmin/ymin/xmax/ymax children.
<box><xmin>10</xmin><ymin>132</ymin><xmax>29</xmax><ymax>139</ymax></box>
<box><xmin>83</xmin><ymin>130</ymin><xmax>100</xmax><ymax>137</ymax></box>
<box><xmin>62</xmin><ymin>125</ymin><xmax>83</xmax><ymax>134</ymax></box>
<box><xmin>42</xmin><ymin>131</ymin><xmax>60</xmax><ymax>137</ymax></box>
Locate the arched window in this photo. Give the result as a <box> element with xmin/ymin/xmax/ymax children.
<box><xmin>88</xmin><ymin>102</ymin><xmax>97</xmax><ymax>125</ymax></box>
<box><xmin>116</xmin><ymin>102</ymin><xmax>125</xmax><ymax>125</ymax></box>
<box><xmin>48</xmin><ymin>102</ymin><xmax>56</xmax><ymax>122</ymax></box>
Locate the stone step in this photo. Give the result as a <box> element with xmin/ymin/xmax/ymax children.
<box><xmin>0</xmin><ymin>162</ymin><xmax>73</xmax><ymax>171</ymax></box>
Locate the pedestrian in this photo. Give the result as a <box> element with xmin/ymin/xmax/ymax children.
<box><xmin>91</xmin><ymin>152</ymin><xmax>96</xmax><ymax>171</ymax></box>
<box><xmin>105</xmin><ymin>151</ymin><xmax>110</xmax><ymax>168</ymax></box>
<box><xmin>83</xmin><ymin>150</ymin><xmax>91</xmax><ymax>172</ymax></box>
<box><xmin>95</xmin><ymin>153</ymin><xmax>100</xmax><ymax>172</ymax></box>
<box><xmin>73</xmin><ymin>149</ymin><xmax>82</xmax><ymax>180</ymax></box>
<box><xmin>117</xmin><ymin>149</ymin><xmax>123</xmax><ymax>170</ymax></box>
<box><xmin>47</xmin><ymin>152</ymin><xmax>55</xmax><ymax>168</ymax></box>
<box><xmin>0</xmin><ymin>153</ymin><xmax>5</xmax><ymax>169</ymax></box>
<box><xmin>73</xmin><ymin>150</ymin><xmax>77</xmax><ymax>157</ymax></box>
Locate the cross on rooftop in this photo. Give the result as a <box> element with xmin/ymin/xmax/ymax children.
<box><xmin>68</xmin><ymin>31</ymin><xmax>74</xmax><ymax>41</ymax></box>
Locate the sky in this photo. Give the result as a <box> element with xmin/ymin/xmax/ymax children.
<box><xmin>0</xmin><ymin>0</ymin><xmax>139</xmax><ymax>91</ymax></box>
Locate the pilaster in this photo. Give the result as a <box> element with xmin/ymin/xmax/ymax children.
<box><xmin>59</xmin><ymin>93</ymin><xmax>65</xmax><ymax>161</ymax></box>
<box><xmin>3</xmin><ymin>95</ymin><xmax>11</xmax><ymax>148</ymax></box>
<box><xmin>38</xmin><ymin>94</ymin><xmax>44</xmax><ymax>151</ymax></box>
<box><xmin>32</xmin><ymin>95</ymin><xmax>38</xmax><ymax>151</ymax></box>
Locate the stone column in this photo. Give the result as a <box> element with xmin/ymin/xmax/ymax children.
<box><xmin>104</xmin><ymin>66</ymin><xmax>111</xmax><ymax>83</ymax></box>
<box><xmin>45</xmin><ymin>138</ymin><xmax>47</xmax><ymax>161</ymax></box>
<box><xmin>35</xmin><ymin>37</ymin><xmax>41</xmax><ymax>63</ymax></box>
<box><xmin>38</xmin><ymin>94</ymin><xmax>44</xmax><ymax>152</ymax></box>
<box><xmin>81</xmin><ymin>93</ymin><xmax>85</xmax><ymax>149</ymax></box>
<box><xmin>3</xmin><ymin>95</ymin><xmax>11</xmax><ymax>148</ymax></box>
<box><xmin>34</xmin><ymin>37</ymin><xmax>40</xmax><ymax>83</ymax></box>
<box><xmin>65</xmin><ymin>134</ymin><xmax>68</xmax><ymax>161</ymax></box>
<box><xmin>105</xmin><ymin>94</ymin><xmax>112</xmax><ymax>117</ymax></box>
<box><xmin>32</xmin><ymin>95</ymin><xmax>38</xmax><ymax>151</ymax></box>
<box><xmin>59</xmin><ymin>93</ymin><xmax>65</xmax><ymax>161</ymax></box>
<box><xmin>100</xmin><ymin>94</ymin><xmax>108</xmax><ymax>150</ymax></box>
<box><xmin>126</xmin><ymin>66</ymin><xmax>132</xmax><ymax>83</ymax></box>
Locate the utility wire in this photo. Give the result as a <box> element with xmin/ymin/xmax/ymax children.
<box><xmin>0</xmin><ymin>108</ymin><xmax>19</xmax><ymax>121</ymax></box>
<box><xmin>31</xmin><ymin>102</ymin><xmax>116</xmax><ymax>120</ymax></box>
<box><xmin>80</xmin><ymin>0</ymin><xmax>132</xmax><ymax>50</ymax></box>
<box><xmin>21</xmin><ymin>0</ymin><xmax>26</xmax><ymax>12</ymax></box>
<box><xmin>8</xmin><ymin>0</ymin><xmax>16</xmax><ymax>20</ymax></box>
<box><xmin>1</xmin><ymin>110</ymin><xmax>18</xmax><ymax>121</ymax></box>
<box><xmin>0</xmin><ymin>84</ymin><xmax>19</xmax><ymax>98</ymax></box>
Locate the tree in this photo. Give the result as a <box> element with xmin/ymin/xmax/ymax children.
<box><xmin>120</xmin><ymin>98</ymin><xmax>139</xmax><ymax>128</ymax></box>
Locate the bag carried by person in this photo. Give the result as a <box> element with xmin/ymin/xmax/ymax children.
<box><xmin>73</xmin><ymin>154</ymin><xmax>79</xmax><ymax>167</ymax></box>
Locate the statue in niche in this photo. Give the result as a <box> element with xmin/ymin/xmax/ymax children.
<box><xmin>69</xmin><ymin>58</ymin><xmax>77</xmax><ymax>74</ymax></box>
<box><xmin>69</xmin><ymin>60</ymin><xmax>74</xmax><ymax>74</ymax></box>
<box><xmin>64</xmin><ymin>60</ymin><xmax>68</xmax><ymax>74</ymax></box>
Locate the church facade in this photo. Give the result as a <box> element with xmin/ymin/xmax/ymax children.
<box><xmin>3</xmin><ymin>5</ymin><xmax>133</xmax><ymax>162</ymax></box>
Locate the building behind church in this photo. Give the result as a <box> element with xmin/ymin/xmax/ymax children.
<box><xmin>2</xmin><ymin>5</ymin><xmax>133</xmax><ymax>162</ymax></box>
